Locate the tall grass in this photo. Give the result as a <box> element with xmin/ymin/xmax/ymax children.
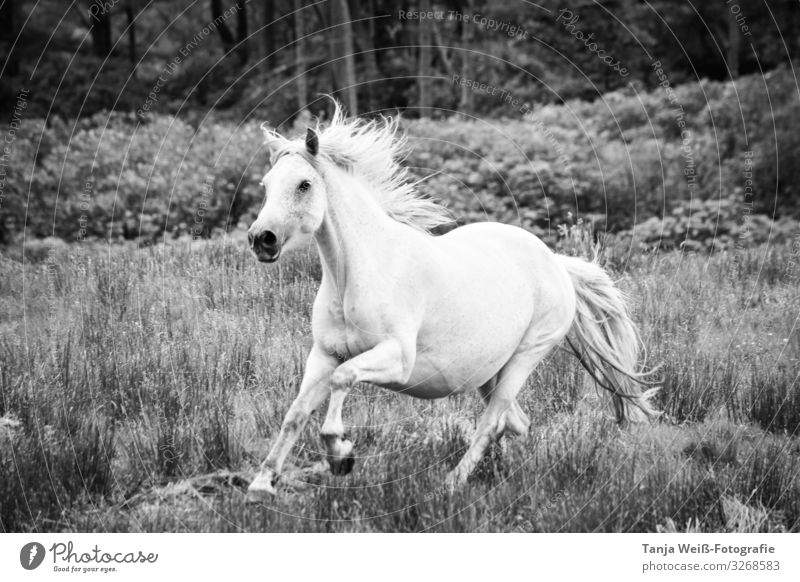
<box><xmin>0</xmin><ymin>235</ymin><xmax>798</xmax><ymax>532</ymax></box>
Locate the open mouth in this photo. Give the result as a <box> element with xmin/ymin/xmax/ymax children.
<box><xmin>249</xmin><ymin>232</ymin><xmax>288</xmax><ymax>264</ymax></box>
<box><xmin>254</xmin><ymin>248</ymin><xmax>281</xmax><ymax>263</ymax></box>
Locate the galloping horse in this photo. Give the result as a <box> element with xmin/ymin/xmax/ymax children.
<box><xmin>246</xmin><ymin>103</ymin><xmax>658</xmax><ymax>500</ymax></box>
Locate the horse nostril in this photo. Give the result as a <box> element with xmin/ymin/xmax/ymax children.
<box><xmin>252</xmin><ymin>230</ymin><xmax>280</xmax><ymax>254</ymax></box>
<box><xmin>261</xmin><ymin>230</ymin><xmax>278</xmax><ymax>246</ymax></box>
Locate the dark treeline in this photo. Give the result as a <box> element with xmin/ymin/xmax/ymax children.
<box><xmin>1</xmin><ymin>0</ymin><xmax>798</xmax><ymax>122</ymax></box>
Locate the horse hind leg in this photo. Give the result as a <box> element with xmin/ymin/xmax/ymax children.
<box><xmin>445</xmin><ymin>351</ymin><xmax>551</xmax><ymax>490</ymax></box>
<box><xmin>477</xmin><ymin>376</ymin><xmax>529</xmax><ymax>437</ymax></box>
<box><xmin>472</xmin><ymin>375</ymin><xmax>529</xmax><ymax>478</ymax></box>
<box><xmin>446</xmin><ymin>314</ymin><xmax>572</xmax><ymax>490</ymax></box>
<box><xmin>477</xmin><ymin>376</ymin><xmax>496</xmax><ymax>405</ymax></box>
<box><xmin>445</xmin><ymin>360</ymin><xmax>533</xmax><ymax>489</ymax></box>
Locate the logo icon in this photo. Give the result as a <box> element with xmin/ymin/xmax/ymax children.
<box><xmin>20</xmin><ymin>542</ymin><xmax>46</xmax><ymax>570</ymax></box>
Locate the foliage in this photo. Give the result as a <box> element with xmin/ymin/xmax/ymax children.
<box><xmin>3</xmin><ymin>0</ymin><xmax>799</xmax><ymax>121</ymax></box>
<box><xmin>3</xmin><ymin>113</ymin><xmax>264</xmax><ymax>243</ymax></box>
<box><xmin>622</xmin><ymin>197</ymin><xmax>798</xmax><ymax>252</ymax></box>
<box><xmin>2</xmin><ymin>69</ymin><xmax>799</xmax><ymax>250</ymax></box>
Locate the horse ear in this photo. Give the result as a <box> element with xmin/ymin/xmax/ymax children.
<box><xmin>261</xmin><ymin>123</ymin><xmax>286</xmax><ymax>163</ymax></box>
<box><xmin>305</xmin><ymin>128</ymin><xmax>319</xmax><ymax>156</ymax></box>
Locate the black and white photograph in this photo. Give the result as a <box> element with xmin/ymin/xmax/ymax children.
<box><xmin>1</xmin><ymin>0</ymin><xmax>799</xmax><ymax>575</ymax></box>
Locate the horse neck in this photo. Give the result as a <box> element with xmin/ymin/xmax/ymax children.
<box><xmin>314</xmin><ymin>164</ymin><xmax>399</xmax><ymax>292</ymax></box>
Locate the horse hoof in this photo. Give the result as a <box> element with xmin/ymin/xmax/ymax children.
<box><xmin>329</xmin><ymin>455</ymin><xmax>355</xmax><ymax>476</ymax></box>
<box><xmin>246</xmin><ymin>471</ymin><xmax>278</xmax><ymax>502</ymax></box>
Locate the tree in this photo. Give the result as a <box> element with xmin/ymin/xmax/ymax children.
<box><xmin>416</xmin><ymin>0</ymin><xmax>432</xmax><ymax>115</ymax></box>
<box><xmin>350</xmin><ymin>0</ymin><xmax>381</xmax><ymax>112</ymax></box>
<box><xmin>329</xmin><ymin>0</ymin><xmax>357</xmax><ymax>114</ymax></box>
<box><xmin>210</xmin><ymin>0</ymin><xmax>235</xmax><ymax>56</ymax></box>
<box><xmin>125</xmin><ymin>0</ymin><xmax>137</xmax><ymax>68</ymax></box>
<box><xmin>458</xmin><ymin>0</ymin><xmax>474</xmax><ymax>112</ymax></box>
<box><xmin>294</xmin><ymin>0</ymin><xmax>306</xmax><ymax>109</ymax></box>
<box><xmin>0</xmin><ymin>0</ymin><xmax>21</xmax><ymax>76</ymax></box>
<box><xmin>89</xmin><ymin>0</ymin><xmax>113</xmax><ymax>58</ymax></box>
<box><xmin>262</xmin><ymin>0</ymin><xmax>278</xmax><ymax>71</ymax></box>
<box><xmin>235</xmin><ymin>0</ymin><xmax>248</xmax><ymax>64</ymax></box>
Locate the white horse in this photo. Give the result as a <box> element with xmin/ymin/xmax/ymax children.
<box><xmin>245</xmin><ymin>104</ymin><xmax>658</xmax><ymax>500</ymax></box>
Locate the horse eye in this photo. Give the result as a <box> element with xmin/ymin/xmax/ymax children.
<box><xmin>298</xmin><ymin>180</ymin><xmax>311</xmax><ymax>192</ymax></box>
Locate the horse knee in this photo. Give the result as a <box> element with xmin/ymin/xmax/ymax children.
<box><xmin>489</xmin><ymin>400</ymin><xmax>529</xmax><ymax>437</ymax></box>
<box><xmin>330</xmin><ymin>367</ymin><xmax>356</xmax><ymax>391</ymax></box>
<box><xmin>505</xmin><ymin>401</ymin><xmax>530</xmax><ymax>435</ymax></box>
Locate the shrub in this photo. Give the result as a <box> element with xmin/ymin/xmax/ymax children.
<box><xmin>3</xmin><ymin>70</ymin><xmax>799</xmax><ymax>248</ymax></box>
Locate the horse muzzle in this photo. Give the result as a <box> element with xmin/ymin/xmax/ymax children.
<box><xmin>248</xmin><ymin>229</ymin><xmax>283</xmax><ymax>263</ymax></box>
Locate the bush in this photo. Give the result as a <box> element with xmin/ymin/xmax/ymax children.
<box><xmin>3</xmin><ymin>113</ymin><xmax>265</xmax><ymax>244</ymax></box>
<box><xmin>3</xmin><ymin>70</ymin><xmax>799</xmax><ymax>248</ymax></box>
<box><xmin>619</xmin><ymin>197</ymin><xmax>798</xmax><ymax>252</ymax></box>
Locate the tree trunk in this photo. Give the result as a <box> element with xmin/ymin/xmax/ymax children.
<box><xmin>352</xmin><ymin>0</ymin><xmax>379</xmax><ymax>111</ymax></box>
<box><xmin>210</xmin><ymin>0</ymin><xmax>235</xmax><ymax>55</ymax></box>
<box><xmin>459</xmin><ymin>0</ymin><xmax>473</xmax><ymax>112</ymax></box>
<box><xmin>417</xmin><ymin>0</ymin><xmax>432</xmax><ymax>116</ymax></box>
<box><xmin>727</xmin><ymin>10</ymin><xmax>740</xmax><ymax>79</ymax></box>
<box><xmin>0</xmin><ymin>0</ymin><xmax>20</xmax><ymax>76</ymax></box>
<box><xmin>126</xmin><ymin>1</ymin><xmax>137</xmax><ymax>68</ymax></box>
<box><xmin>263</xmin><ymin>0</ymin><xmax>277</xmax><ymax>71</ymax></box>
<box><xmin>236</xmin><ymin>0</ymin><xmax>249</xmax><ymax>64</ymax></box>
<box><xmin>329</xmin><ymin>0</ymin><xmax>357</xmax><ymax>114</ymax></box>
<box><xmin>90</xmin><ymin>3</ymin><xmax>113</xmax><ymax>58</ymax></box>
<box><xmin>294</xmin><ymin>0</ymin><xmax>307</xmax><ymax>110</ymax></box>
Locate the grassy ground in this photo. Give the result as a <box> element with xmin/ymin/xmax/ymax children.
<box><xmin>1</xmin><ymin>234</ymin><xmax>799</xmax><ymax>532</ymax></box>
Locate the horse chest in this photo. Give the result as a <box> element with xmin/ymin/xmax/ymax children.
<box><xmin>315</xmin><ymin>296</ymin><xmax>384</xmax><ymax>360</ymax></box>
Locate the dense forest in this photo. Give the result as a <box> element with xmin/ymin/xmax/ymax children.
<box><xmin>2</xmin><ymin>0</ymin><xmax>799</xmax><ymax>120</ymax></box>
<box><xmin>1</xmin><ymin>1</ymin><xmax>799</xmax><ymax>247</ymax></box>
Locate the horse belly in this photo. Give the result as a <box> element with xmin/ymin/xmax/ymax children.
<box><xmin>400</xmin><ymin>348</ymin><xmax>507</xmax><ymax>398</ymax></box>
<box><xmin>399</xmin><ymin>224</ymin><xmax>546</xmax><ymax>397</ymax></box>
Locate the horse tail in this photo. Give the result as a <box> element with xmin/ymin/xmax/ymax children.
<box><xmin>558</xmin><ymin>255</ymin><xmax>660</xmax><ymax>424</ymax></box>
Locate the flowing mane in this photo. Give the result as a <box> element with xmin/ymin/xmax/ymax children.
<box><xmin>274</xmin><ymin>103</ymin><xmax>453</xmax><ymax>233</ymax></box>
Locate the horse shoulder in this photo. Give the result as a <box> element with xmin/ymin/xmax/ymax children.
<box><xmin>311</xmin><ymin>280</ymin><xmax>349</xmax><ymax>360</ymax></box>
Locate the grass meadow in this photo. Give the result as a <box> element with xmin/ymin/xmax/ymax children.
<box><xmin>1</xmin><ymin>234</ymin><xmax>799</xmax><ymax>533</ymax></box>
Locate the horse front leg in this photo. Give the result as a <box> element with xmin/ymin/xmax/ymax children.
<box><xmin>320</xmin><ymin>383</ymin><xmax>354</xmax><ymax>475</ymax></box>
<box><xmin>320</xmin><ymin>338</ymin><xmax>415</xmax><ymax>476</ymax></box>
<box><xmin>247</xmin><ymin>345</ymin><xmax>337</xmax><ymax>502</ymax></box>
